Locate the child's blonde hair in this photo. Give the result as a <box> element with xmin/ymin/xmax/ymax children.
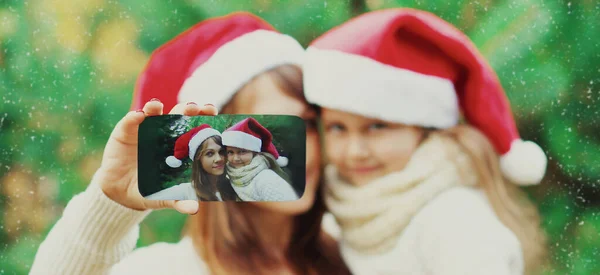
<box><xmin>433</xmin><ymin>124</ymin><xmax>547</xmax><ymax>274</ymax></box>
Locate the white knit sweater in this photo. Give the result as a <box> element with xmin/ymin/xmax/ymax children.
<box><xmin>30</xmin><ymin>176</ymin><xmax>520</xmax><ymax>274</ymax></box>
<box><xmin>29</xmin><ymin>176</ymin><xmax>212</xmax><ymax>274</ymax></box>
<box><xmin>322</xmin><ymin>186</ymin><xmax>524</xmax><ymax>275</ymax></box>
<box><xmin>29</xmin><ymin>174</ymin><xmax>315</xmax><ymax>274</ymax></box>
<box><xmin>231</xmin><ymin>169</ymin><xmax>298</xmax><ymax>201</ymax></box>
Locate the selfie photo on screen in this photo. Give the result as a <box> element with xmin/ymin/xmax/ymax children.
<box><xmin>138</xmin><ymin>114</ymin><xmax>305</xmax><ymax>202</ymax></box>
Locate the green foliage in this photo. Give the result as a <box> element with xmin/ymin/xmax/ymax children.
<box><xmin>0</xmin><ymin>234</ymin><xmax>42</xmax><ymax>274</ymax></box>
<box><xmin>187</xmin><ymin>0</ymin><xmax>354</xmax><ymax>46</ymax></box>
<box><xmin>138</xmin><ymin>210</ymin><xmax>188</xmax><ymax>247</ymax></box>
<box><xmin>572</xmin><ymin>209</ymin><xmax>600</xmax><ymax>274</ymax></box>
<box><xmin>0</xmin><ymin>1</ymin><xmax>598</xmax><ymax>274</ymax></box>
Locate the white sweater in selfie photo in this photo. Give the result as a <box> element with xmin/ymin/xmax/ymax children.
<box><xmin>231</xmin><ymin>169</ymin><xmax>299</xmax><ymax>202</ymax></box>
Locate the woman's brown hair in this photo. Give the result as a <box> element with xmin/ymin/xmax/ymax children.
<box><xmin>184</xmin><ymin>65</ymin><xmax>349</xmax><ymax>274</ymax></box>
<box><xmin>191</xmin><ymin>135</ymin><xmax>239</xmax><ymax>201</ymax></box>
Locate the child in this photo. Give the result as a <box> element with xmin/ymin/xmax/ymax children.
<box><xmin>304</xmin><ymin>8</ymin><xmax>548</xmax><ymax>275</ymax></box>
<box><xmin>222</xmin><ymin>117</ymin><xmax>299</xmax><ymax>202</ymax></box>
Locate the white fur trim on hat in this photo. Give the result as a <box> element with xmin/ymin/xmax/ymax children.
<box><xmin>188</xmin><ymin>128</ymin><xmax>221</xmax><ymax>160</ymax></box>
<box><xmin>303</xmin><ymin>47</ymin><xmax>459</xmax><ymax>129</ymax></box>
<box><xmin>500</xmin><ymin>139</ymin><xmax>547</xmax><ymax>186</ymax></box>
<box><xmin>177</xmin><ymin>30</ymin><xmax>304</xmax><ymax>110</ymax></box>
<box><xmin>222</xmin><ymin>131</ymin><xmax>262</xmax><ymax>152</ymax></box>
<box><xmin>166</xmin><ymin>156</ymin><xmax>183</xmax><ymax>168</ymax></box>
<box><xmin>276</xmin><ymin>156</ymin><xmax>288</xmax><ymax>167</ymax></box>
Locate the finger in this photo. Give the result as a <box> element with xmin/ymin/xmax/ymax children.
<box><xmin>197</xmin><ymin>104</ymin><xmax>218</xmax><ymax>116</ymax></box>
<box><xmin>143</xmin><ymin>99</ymin><xmax>164</xmax><ymax>116</ymax></box>
<box><xmin>109</xmin><ymin>110</ymin><xmax>145</xmax><ymax>145</ymax></box>
<box><xmin>182</xmin><ymin>102</ymin><xmax>201</xmax><ymax>116</ymax></box>
<box><xmin>142</xmin><ymin>198</ymin><xmax>176</xmax><ymax>210</ymax></box>
<box><xmin>174</xmin><ymin>200</ymin><xmax>200</xmax><ymax>215</ymax></box>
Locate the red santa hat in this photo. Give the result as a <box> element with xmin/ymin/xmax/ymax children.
<box><xmin>222</xmin><ymin>117</ymin><xmax>288</xmax><ymax>167</ymax></box>
<box><xmin>303</xmin><ymin>8</ymin><xmax>547</xmax><ymax>186</ymax></box>
<box><xmin>130</xmin><ymin>12</ymin><xmax>304</xmax><ymax>112</ymax></box>
<box><xmin>166</xmin><ymin>124</ymin><xmax>221</xmax><ymax>168</ymax></box>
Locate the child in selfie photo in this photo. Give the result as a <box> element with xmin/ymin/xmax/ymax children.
<box><xmin>222</xmin><ymin>117</ymin><xmax>299</xmax><ymax>202</ymax></box>
<box><xmin>145</xmin><ymin>124</ymin><xmax>238</xmax><ymax>201</ymax></box>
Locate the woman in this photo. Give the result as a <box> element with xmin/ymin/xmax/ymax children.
<box><xmin>144</xmin><ymin>124</ymin><xmax>238</xmax><ymax>201</ymax></box>
<box><xmin>30</xmin><ymin>12</ymin><xmax>349</xmax><ymax>274</ymax></box>
<box><xmin>221</xmin><ymin>117</ymin><xmax>299</xmax><ymax>202</ymax></box>
<box><xmin>305</xmin><ymin>9</ymin><xmax>547</xmax><ymax>275</ymax></box>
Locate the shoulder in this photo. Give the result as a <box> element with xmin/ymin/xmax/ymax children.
<box><xmin>415</xmin><ymin>186</ymin><xmax>520</xmax><ymax>243</ymax></box>
<box><xmin>253</xmin><ymin>170</ymin><xmax>297</xmax><ymax>200</ymax></box>
<box><xmin>415</xmin><ymin>186</ymin><xmax>512</xmax><ymax>234</ymax></box>
<box><xmin>111</xmin><ymin>237</ymin><xmax>208</xmax><ymax>274</ymax></box>
<box><xmin>411</xmin><ymin>186</ymin><xmax>523</xmax><ymax>273</ymax></box>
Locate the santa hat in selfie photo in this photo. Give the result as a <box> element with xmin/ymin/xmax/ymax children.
<box><xmin>221</xmin><ymin>117</ymin><xmax>288</xmax><ymax>167</ymax></box>
<box><xmin>131</xmin><ymin>12</ymin><xmax>304</xmax><ymax>112</ymax></box>
<box><xmin>303</xmin><ymin>8</ymin><xmax>547</xmax><ymax>186</ymax></box>
<box><xmin>165</xmin><ymin>124</ymin><xmax>221</xmax><ymax>168</ymax></box>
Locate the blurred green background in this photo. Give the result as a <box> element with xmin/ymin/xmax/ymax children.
<box><xmin>0</xmin><ymin>0</ymin><xmax>598</xmax><ymax>274</ymax></box>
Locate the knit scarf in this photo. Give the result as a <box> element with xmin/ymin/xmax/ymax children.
<box><xmin>324</xmin><ymin>134</ymin><xmax>478</xmax><ymax>254</ymax></box>
<box><xmin>226</xmin><ymin>154</ymin><xmax>269</xmax><ymax>187</ymax></box>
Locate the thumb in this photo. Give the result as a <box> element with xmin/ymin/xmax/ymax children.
<box><xmin>174</xmin><ymin>200</ymin><xmax>200</xmax><ymax>215</ymax></box>
<box><xmin>142</xmin><ymin>198</ymin><xmax>175</xmax><ymax>211</ymax></box>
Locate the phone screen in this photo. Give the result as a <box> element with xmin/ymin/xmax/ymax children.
<box><xmin>138</xmin><ymin>114</ymin><xmax>306</xmax><ymax>202</ymax></box>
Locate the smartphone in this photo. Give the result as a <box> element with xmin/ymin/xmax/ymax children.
<box><xmin>138</xmin><ymin>114</ymin><xmax>306</xmax><ymax>202</ymax></box>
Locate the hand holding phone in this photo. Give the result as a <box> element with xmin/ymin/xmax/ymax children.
<box><xmin>93</xmin><ymin>100</ymin><xmax>216</xmax><ymax>214</ymax></box>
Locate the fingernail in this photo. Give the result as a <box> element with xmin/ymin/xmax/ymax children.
<box><xmin>136</xmin><ymin>109</ymin><xmax>144</xmax><ymax>113</ymax></box>
<box><xmin>187</xmin><ymin>102</ymin><xmax>197</xmax><ymax>105</ymax></box>
<box><xmin>150</xmin><ymin>98</ymin><xmax>161</xmax><ymax>102</ymax></box>
<box><xmin>204</xmin><ymin>103</ymin><xmax>215</xmax><ymax>107</ymax></box>
<box><xmin>178</xmin><ymin>200</ymin><xmax>198</xmax><ymax>214</ymax></box>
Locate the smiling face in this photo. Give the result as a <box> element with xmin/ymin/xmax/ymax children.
<box><xmin>321</xmin><ymin>108</ymin><xmax>424</xmax><ymax>186</ymax></box>
<box><xmin>226</xmin><ymin>147</ymin><xmax>255</xmax><ymax>168</ymax></box>
<box><xmin>198</xmin><ymin>137</ymin><xmax>226</xmax><ymax>176</ymax></box>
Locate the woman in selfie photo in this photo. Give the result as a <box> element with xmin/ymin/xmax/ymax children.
<box><xmin>221</xmin><ymin>117</ymin><xmax>298</xmax><ymax>202</ymax></box>
<box><xmin>305</xmin><ymin>9</ymin><xmax>548</xmax><ymax>275</ymax></box>
<box><xmin>31</xmin><ymin>12</ymin><xmax>349</xmax><ymax>275</ymax></box>
<box><xmin>143</xmin><ymin>124</ymin><xmax>239</xmax><ymax>202</ymax></box>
